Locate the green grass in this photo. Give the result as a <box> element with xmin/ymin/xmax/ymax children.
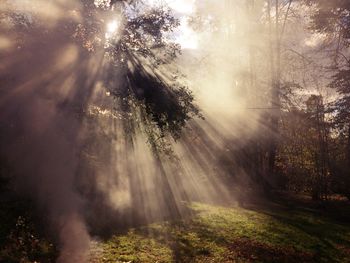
<box><xmin>97</xmin><ymin>202</ymin><xmax>350</xmax><ymax>263</ymax></box>
<box><xmin>1</xmin><ymin>196</ymin><xmax>349</xmax><ymax>263</ymax></box>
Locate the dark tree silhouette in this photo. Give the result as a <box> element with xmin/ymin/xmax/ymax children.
<box><xmin>76</xmin><ymin>0</ymin><xmax>202</xmax><ymax>141</ymax></box>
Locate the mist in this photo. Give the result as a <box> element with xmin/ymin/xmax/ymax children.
<box><xmin>1</xmin><ymin>0</ymin><xmax>347</xmax><ymax>262</ymax></box>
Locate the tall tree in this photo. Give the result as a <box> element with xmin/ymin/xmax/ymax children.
<box><xmin>306</xmin><ymin>0</ymin><xmax>350</xmax><ymax>176</ymax></box>
<box><xmin>264</xmin><ymin>0</ymin><xmax>293</xmax><ymax>182</ymax></box>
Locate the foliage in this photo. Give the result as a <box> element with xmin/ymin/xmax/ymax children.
<box><xmin>306</xmin><ymin>0</ymin><xmax>350</xmax><ymax>47</ymax></box>
<box><xmin>276</xmin><ymin>95</ymin><xmax>332</xmax><ymax>199</ymax></box>
<box><xmin>75</xmin><ymin>0</ymin><xmax>202</xmax><ymax>143</ymax></box>
<box><xmin>0</xmin><ymin>197</ymin><xmax>56</xmax><ymax>263</ymax></box>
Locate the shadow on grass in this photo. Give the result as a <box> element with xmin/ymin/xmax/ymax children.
<box><xmin>248</xmin><ymin>206</ymin><xmax>350</xmax><ymax>262</ymax></box>
<box><xmin>235</xmin><ymin>197</ymin><xmax>350</xmax><ymax>263</ymax></box>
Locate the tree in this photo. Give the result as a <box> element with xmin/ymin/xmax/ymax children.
<box><xmin>98</xmin><ymin>1</ymin><xmax>201</xmax><ymax>141</ymax></box>
<box><xmin>306</xmin><ymin>95</ymin><xmax>331</xmax><ymax>200</ymax></box>
<box><xmin>306</xmin><ymin>0</ymin><xmax>350</xmax><ymax>198</ymax></box>
<box><xmin>0</xmin><ymin>0</ymin><xmax>202</xmax><ymax>258</ymax></box>
<box><xmin>276</xmin><ymin>95</ymin><xmax>331</xmax><ymax>200</ymax></box>
<box><xmin>265</xmin><ymin>0</ymin><xmax>294</xmax><ymax>179</ymax></box>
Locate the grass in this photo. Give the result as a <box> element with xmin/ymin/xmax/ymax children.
<box><xmin>95</xmin><ymin>201</ymin><xmax>350</xmax><ymax>263</ymax></box>
<box><xmin>1</xmin><ymin>193</ymin><xmax>349</xmax><ymax>263</ymax></box>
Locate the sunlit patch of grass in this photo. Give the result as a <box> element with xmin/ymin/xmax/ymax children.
<box><xmin>97</xmin><ymin>202</ymin><xmax>350</xmax><ymax>263</ymax></box>
<box><xmin>101</xmin><ymin>230</ymin><xmax>173</xmax><ymax>263</ymax></box>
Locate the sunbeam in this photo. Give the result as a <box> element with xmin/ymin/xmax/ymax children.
<box><xmin>2</xmin><ymin>0</ymin><xmax>350</xmax><ymax>262</ymax></box>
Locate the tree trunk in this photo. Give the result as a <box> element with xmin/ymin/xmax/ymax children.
<box><xmin>267</xmin><ymin>0</ymin><xmax>281</xmax><ymax>178</ymax></box>
<box><xmin>347</xmin><ymin>124</ymin><xmax>350</xmax><ymax>171</ymax></box>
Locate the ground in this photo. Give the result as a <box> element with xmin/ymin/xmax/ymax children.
<box><xmin>1</xmin><ymin>195</ymin><xmax>350</xmax><ymax>263</ymax></box>
<box><xmin>91</xmin><ymin>197</ymin><xmax>350</xmax><ymax>263</ymax></box>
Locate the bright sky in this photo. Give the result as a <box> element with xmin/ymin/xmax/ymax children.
<box><xmin>103</xmin><ymin>0</ymin><xmax>198</xmax><ymax>49</ymax></box>
<box><xmin>165</xmin><ymin>0</ymin><xmax>195</xmax><ymax>14</ymax></box>
<box><xmin>146</xmin><ymin>0</ymin><xmax>198</xmax><ymax>49</ymax></box>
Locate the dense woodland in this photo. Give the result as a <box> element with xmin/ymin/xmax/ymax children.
<box><xmin>0</xmin><ymin>0</ymin><xmax>350</xmax><ymax>262</ymax></box>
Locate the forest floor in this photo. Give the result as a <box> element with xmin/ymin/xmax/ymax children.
<box><xmin>1</xmin><ymin>194</ymin><xmax>350</xmax><ymax>263</ymax></box>
<box><xmin>91</xmin><ymin>195</ymin><xmax>350</xmax><ymax>263</ymax></box>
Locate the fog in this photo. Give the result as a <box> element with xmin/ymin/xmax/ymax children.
<box><xmin>0</xmin><ymin>0</ymin><xmax>320</xmax><ymax>261</ymax></box>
